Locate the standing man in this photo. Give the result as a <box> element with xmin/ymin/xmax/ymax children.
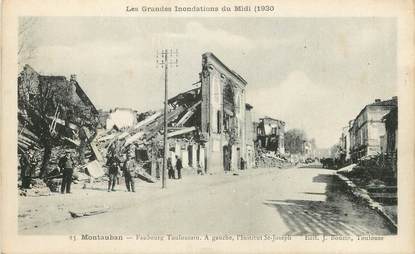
<box><xmin>106</xmin><ymin>154</ymin><xmax>120</xmax><ymax>192</ymax></box>
<box><xmin>122</xmin><ymin>153</ymin><xmax>135</xmax><ymax>192</ymax></box>
<box><xmin>59</xmin><ymin>150</ymin><xmax>75</xmax><ymax>194</ymax></box>
<box><xmin>175</xmin><ymin>155</ymin><xmax>183</xmax><ymax>179</ymax></box>
<box><xmin>167</xmin><ymin>157</ymin><xmax>175</xmax><ymax>179</ymax></box>
<box><xmin>240</xmin><ymin>157</ymin><xmax>245</xmax><ymax>170</ymax></box>
<box><xmin>19</xmin><ymin>150</ymin><xmax>35</xmax><ymax>188</ymax></box>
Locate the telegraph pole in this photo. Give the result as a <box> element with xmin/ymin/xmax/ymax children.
<box><xmin>157</xmin><ymin>49</ymin><xmax>178</xmax><ymax>189</ymax></box>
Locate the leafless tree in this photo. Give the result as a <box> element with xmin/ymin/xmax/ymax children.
<box><xmin>18</xmin><ymin>17</ymin><xmax>37</xmax><ymax>68</ymax></box>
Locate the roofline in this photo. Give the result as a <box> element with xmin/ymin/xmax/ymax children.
<box><xmin>72</xmin><ymin>80</ymin><xmax>98</xmax><ymax>114</ymax></box>
<box><xmin>259</xmin><ymin>117</ymin><xmax>285</xmax><ymax>124</ymax></box>
<box><xmin>168</xmin><ymin>86</ymin><xmax>201</xmax><ymax>103</ymax></box>
<box><xmin>352</xmin><ymin>99</ymin><xmax>397</xmax><ymax>129</ymax></box>
<box><xmin>203</xmin><ymin>52</ymin><xmax>248</xmax><ymax>85</ymax></box>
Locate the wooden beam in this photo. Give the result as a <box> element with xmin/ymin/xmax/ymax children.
<box><xmin>167</xmin><ymin>127</ymin><xmax>196</xmax><ymax>138</ymax></box>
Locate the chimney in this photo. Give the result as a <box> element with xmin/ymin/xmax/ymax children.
<box><xmin>70</xmin><ymin>74</ymin><xmax>77</xmax><ymax>82</ymax></box>
<box><xmin>392</xmin><ymin>96</ymin><xmax>398</xmax><ymax>100</ymax></box>
<box><xmin>375</xmin><ymin>99</ymin><xmax>381</xmax><ymax>103</ymax></box>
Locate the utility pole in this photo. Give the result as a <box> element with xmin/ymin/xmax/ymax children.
<box><xmin>157</xmin><ymin>49</ymin><xmax>178</xmax><ymax>189</ymax></box>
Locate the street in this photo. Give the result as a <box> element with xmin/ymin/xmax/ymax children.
<box><xmin>21</xmin><ymin>167</ymin><xmax>394</xmax><ymax>236</ymax></box>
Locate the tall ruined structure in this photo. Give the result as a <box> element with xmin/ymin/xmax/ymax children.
<box><xmin>200</xmin><ymin>52</ymin><xmax>247</xmax><ymax>173</ymax></box>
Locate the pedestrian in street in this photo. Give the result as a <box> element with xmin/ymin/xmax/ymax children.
<box><xmin>59</xmin><ymin>150</ymin><xmax>75</xmax><ymax>194</ymax></box>
<box><xmin>240</xmin><ymin>157</ymin><xmax>245</xmax><ymax>170</ymax></box>
<box><xmin>122</xmin><ymin>153</ymin><xmax>135</xmax><ymax>192</ymax></box>
<box><xmin>175</xmin><ymin>155</ymin><xmax>183</xmax><ymax>179</ymax></box>
<box><xmin>167</xmin><ymin>157</ymin><xmax>175</xmax><ymax>179</ymax></box>
<box><xmin>106</xmin><ymin>154</ymin><xmax>121</xmax><ymax>192</ymax></box>
<box><xmin>19</xmin><ymin>149</ymin><xmax>37</xmax><ymax>188</ymax></box>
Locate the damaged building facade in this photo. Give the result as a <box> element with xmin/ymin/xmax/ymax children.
<box><xmin>18</xmin><ymin>52</ymin><xmax>260</xmax><ymax>190</ymax></box>
<box><xmin>256</xmin><ymin>117</ymin><xmax>285</xmax><ymax>154</ymax></box>
<box><xmin>200</xmin><ymin>52</ymin><xmax>248</xmax><ymax>173</ymax></box>
<box><xmin>93</xmin><ymin>52</ymin><xmax>253</xmax><ymax>180</ymax></box>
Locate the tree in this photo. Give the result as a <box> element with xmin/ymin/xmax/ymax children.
<box><xmin>18</xmin><ymin>65</ymin><xmax>98</xmax><ymax>178</ymax></box>
<box><xmin>284</xmin><ymin>128</ymin><xmax>307</xmax><ymax>154</ymax></box>
<box><xmin>18</xmin><ymin>17</ymin><xmax>37</xmax><ymax>68</ymax></box>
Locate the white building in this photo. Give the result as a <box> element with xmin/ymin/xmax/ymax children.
<box><xmin>106</xmin><ymin>108</ymin><xmax>137</xmax><ymax>130</ymax></box>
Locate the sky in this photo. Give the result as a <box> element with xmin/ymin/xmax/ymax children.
<box><xmin>20</xmin><ymin>17</ymin><xmax>397</xmax><ymax>148</ymax></box>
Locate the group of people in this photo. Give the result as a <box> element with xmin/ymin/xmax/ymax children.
<box><xmin>167</xmin><ymin>155</ymin><xmax>183</xmax><ymax>179</ymax></box>
<box><xmin>57</xmin><ymin>149</ymin><xmax>185</xmax><ymax>194</ymax></box>
<box><xmin>57</xmin><ymin>150</ymin><xmax>137</xmax><ymax>194</ymax></box>
<box><xmin>105</xmin><ymin>153</ymin><xmax>136</xmax><ymax>192</ymax></box>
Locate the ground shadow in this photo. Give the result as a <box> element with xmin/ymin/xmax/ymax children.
<box><xmin>264</xmin><ymin>173</ymin><xmax>395</xmax><ymax>236</ymax></box>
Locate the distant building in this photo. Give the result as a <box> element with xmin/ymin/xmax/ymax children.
<box><xmin>349</xmin><ymin>97</ymin><xmax>397</xmax><ymax>162</ymax></box>
<box><xmin>106</xmin><ymin>108</ymin><xmax>137</xmax><ymax>130</ymax></box>
<box><xmin>257</xmin><ymin>117</ymin><xmax>285</xmax><ymax>154</ymax></box>
<box><xmin>339</xmin><ymin>120</ymin><xmax>354</xmax><ymax>163</ymax></box>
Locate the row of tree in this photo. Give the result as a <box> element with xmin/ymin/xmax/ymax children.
<box><xmin>284</xmin><ymin>128</ymin><xmax>316</xmax><ymax>155</ymax></box>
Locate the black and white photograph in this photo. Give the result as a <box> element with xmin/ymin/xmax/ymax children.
<box><xmin>2</xmin><ymin>1</ymin><xmax>414</xmax><ymax>253</ymax></box>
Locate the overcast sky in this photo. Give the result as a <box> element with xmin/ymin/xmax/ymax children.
<box><xmin>21</xmin><ymin>17</ymin><xmax>396</xmax><ymax>148</ymax></box>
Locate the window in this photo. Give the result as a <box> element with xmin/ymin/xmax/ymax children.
<box><xmin>223</xmin><ymin>114</ymin><xmax>230</xmax><ymax>131</ymax></box>
<box><xmin>216</xmin><ymin>110</ymin><xmax>222</xmax><ymax>133</ymax></box>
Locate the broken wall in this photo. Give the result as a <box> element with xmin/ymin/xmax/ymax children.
<box><xmin>200</xmin><ymin>52</ymin><xmax>248</xmax><ymax>173</ymax></box>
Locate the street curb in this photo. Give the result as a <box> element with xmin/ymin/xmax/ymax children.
<box><xmin>335</xmin><ymin>173</ymin><xmax>397</xmax><ymax>232</ymax></box>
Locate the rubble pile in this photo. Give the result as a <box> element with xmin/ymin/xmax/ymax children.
<box><xmin>92</xmin><ymin>89</ymin><xmax>202</xmax><ymax>182</ymax></box>
<box><xmin>19</xmin><ymin>179</ymin><xmax>51</xmax><ymax>197</ymax></box>
<box><xmin>46</xmin><ymin>178</ymin><xmax>62</xmax><ymax>192</ymax></box>
<box><xmin>255</xmin><ymin>148</ymin><xmax>290</xmax><ymax>168</ymax></box>
<box><xmin>18</xmin><ymin>65</ymin><xmax>99</xmax><ymax>190</ymax></box>
<box><xmin>338</xmin><ymin>154</ymin><xmax>396</xmax><ymax>186</ymax></box>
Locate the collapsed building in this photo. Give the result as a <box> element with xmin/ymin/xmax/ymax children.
<box><xmin>17</xmin><ymin>65</ymin><xmax>99</xmax><ymax>188</ymax></box>
<box><xmin>256</xmin><ymin>117</ymin><xmax>285</xmax><ymax>154</ymax></box>
<box><xmin>18</xmin><ymin>52</ymin><xmax>278</xmax><ymax>191</ymax></box>
<box><xmin>94</xmin><ymin>52</ymin><xmax>253</xmax><ymax>177</ymax></box>
<box><xmin>254</xmin><ymin>117</ymin><xmax>291</xmax><ymax>168</ymax></box>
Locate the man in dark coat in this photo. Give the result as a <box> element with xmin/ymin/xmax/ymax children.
<box><xmin>240</xmin><ymin>157</ymin><xmax>245</xmax><ymax>170</ymax></box>
<box><xmin>167</xmin><ymin>157</ymin><xmax>175</xmax><ymax>179</ymax></box>
<box><xmin>59</xmin><ymin>150</ymin><xmax>75</xmax><ymax>194</ymax></box>
<box><xmin>19</xmin><ymin>150</ymin><xmax>36</xmax><ymax>188</ymax></box>
<box><xmin>175</xmin><ymin>155</ymin><xmax>183</xmax><ymax>179</ymax></box>
<box><xmin>106</xmin><ymin>154</ymin><xmax>121</xmax><ymax>192</ymax></box>
<box><xmin>122</xmin><ymin>154</ymin><xmax>135</xmax><ymax>192</ymax></box>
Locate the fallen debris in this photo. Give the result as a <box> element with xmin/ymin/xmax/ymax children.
<box><xmin>255</xmin><ymin>148</ymin><xmax>291</xmax><ymax>168</ymax></box>
<box><xmin>337</xmin><ymin>163</ymin><xmax>357</xmax><ymax>173</ymax></box>
<box><xmin>85</xmin><ymin>160</ymin><xmax>105</xmax><ymax>178</ymax></box>
<box><xmin>46</xmin><ymin>178</ymin><xmax>62</xmax><ymax>193</ymax></box>
<box><xmin>20</xmin><ymin>179</ymin><xmax>52</xmax><ymax>197</ymax></box>
<box><xmin>69</xmin><ymin>207</ymin><xmax>110</xmax><ymax>218</ymax></box>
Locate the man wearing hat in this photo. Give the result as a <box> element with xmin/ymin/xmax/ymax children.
<box><xmin>106</xmin><ymin>153</ymin><xmax>121</xmax><ymax>192</ymax></box>
<box><xmin>175</xmin><ymin>155</ymin><xmax>183</xmax><ymax>179</ymax></box>
<box><xmin>122</xmin><ymin>153</ymin><xmax>135</xmax><ymax>192</ymax></box>
<box><xmin>59</xmin><ymin>150</ymin><xmax>75</xmax><ymax>194</ymax></box>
